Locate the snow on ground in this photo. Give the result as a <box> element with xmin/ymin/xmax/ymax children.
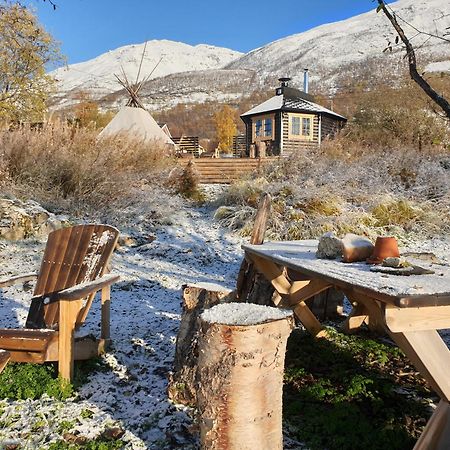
<box><xmin>0</xmin><ymin>195</ymin><xmax>449</xmax><ymax>448</ymax></box>
<box><xmin>0</xmin><ymin>203</ymin><xmax>243</xmax><ymax>449</ymax></box>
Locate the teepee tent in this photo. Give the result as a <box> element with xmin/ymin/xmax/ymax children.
<box><xmin>98</xmin><ymin>49</ymin><xmax>175</xmax><ymax>146</ymax></box>
<box><xmin>98</xmin><ymin>106</ymin><xmax>175</xmax><ymax>145</ymax></box>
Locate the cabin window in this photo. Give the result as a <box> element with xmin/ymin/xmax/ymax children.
<box><xmin>255</xmin><ymin>119</ymin><xmax>263</xmax><ymax>137</ymax></box>
<box><xmin>291</xmin><ymin>117</ymin><xmax>301</xmax><ymax>135</ymax></box>
<box><xmin>289</xmin><ymin>113</ymin><xmax>314</xmax><ymax>140</ymax></box>
<box><xmin>252</xmin><ymin>115</ymin><xmax>274</xmax><ymax>141</ymax></box>
<box><xmin>264</xmin><ymin>118</ymin><xmax>272</xmax><ymax>137</ymax></box>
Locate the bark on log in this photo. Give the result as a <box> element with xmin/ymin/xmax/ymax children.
<box><xmin>197</xmin><ymin>304</ymin><xmax>294</xmax><ymax>450</ymax></box>
<box><xmin>236</xmin><ymin>193</ymin><xmax>274</xmax><ymax>305</ymax></box>
<box><xmin>168</xmin><ymin>283</ymin><xmax>235</xmax><ymax>405</ymax></box>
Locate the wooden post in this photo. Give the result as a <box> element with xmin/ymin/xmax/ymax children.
<box><xmin>197</xmin><ymin>303</ymin><xmax>294</xmax><ymax>450</ymax></box>
<box><xmin>101</xmin><ymin>285</ymin><xmax>111</xmax><ymax>341</ymax></box>
<box><xmin>236</xmin><ymin>193</ymin><xmax>274</xmax><ymax>305</ymax></box>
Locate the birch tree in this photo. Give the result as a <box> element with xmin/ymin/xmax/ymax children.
<box><xmin>0</xmin><ymin>1</ymin><xmax>61</xmax><ymax>122</ymax></box>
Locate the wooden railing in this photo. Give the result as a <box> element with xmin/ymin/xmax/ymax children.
<box><xmin>177</xmin><ymin>157</ymin><xmax>279</xmax><ymax>184</ymax></box>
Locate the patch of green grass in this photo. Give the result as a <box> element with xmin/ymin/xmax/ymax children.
<box><xmin>284</xmin><ymin>327</ymin><xmax>433</xmax><ymax>450</ymax></box>
<box><xmin>0</xmin><ymin>357</ymin><xmax>108</xmax><ymax>400</ymax></box>
<box><xmin>48</xmin><ymin>437</ymin><xmax>125</xmax><ymax>450</ymax></box>
<box><xmin>58</xmin><ymin>419</ymin><xmax>76</xmax><ymax>433</ymax></box>
<box><xmin>80</xmin><ymin>408</ymin><xmax>95</xmax><ymax>419</ymax></box>
<box><xmin>0</xmin><ymin>363</ymin><xmax>72</xmax><ymax>400</ymax></box>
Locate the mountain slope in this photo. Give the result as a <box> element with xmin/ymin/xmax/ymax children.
<box><xmin>50</xmin><ymin>0</ymin><xmax>450</xmax><ymax>111</ymax></box>
<box><xmin>51</xmin><ymin>40</ymin><xmax>242</xmax><ymax>102</ymax></box>
<box><xmin>227</xmin><ymin>0</ymin><xmax>450</xmax><ymax>90</ymax></box>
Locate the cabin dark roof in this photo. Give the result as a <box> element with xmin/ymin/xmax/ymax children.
<box><xmin>241</xmin><ymin>93</ymin><xmax>346</xmax><ymax>121</ymax></box>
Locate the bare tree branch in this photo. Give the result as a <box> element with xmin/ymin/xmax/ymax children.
<box><xmin>377</xmin><ymin>0</ymin><xmax>450</xmax><ymax>120</ymax></box>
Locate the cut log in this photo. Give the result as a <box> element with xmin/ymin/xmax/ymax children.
<box><xmin>168</xmin><ymin>283</ymin><xmax>235</xmax><ymax>406</ymax></box>
<box><xmin>197</xmin><ymin>303</ymin><xmax>294</xmax><ymax>450</ymax></box>
<box><xmin>236</xmin><ymin>193</ymin><xmax>274</xmax><ymax>305</ymax></box>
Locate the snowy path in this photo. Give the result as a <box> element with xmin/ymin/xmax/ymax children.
<box><xmin>0</xmin><ymin>203</ymin><xmax>244</xmax><ymax>449</ymax></box>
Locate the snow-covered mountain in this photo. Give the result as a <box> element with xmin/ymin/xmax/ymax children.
<box><xmin>50</xmin><ymin>40</ymin><xmax>242</xmax><ymax>106</ymax></box>
<box><xmin>50</xmin><ymin>0</ymin><xmax>450</xmax><ymax>111</ymax></box>
<box><xmin>227</xmin><ymin>0</ymin><xmax>450</xmax><ymax>92</ymax></box>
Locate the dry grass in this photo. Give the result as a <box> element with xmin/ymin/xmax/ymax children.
<box><xmin>215</xmin><ymin>146</ymin><xmax>450</xmax><ymax>243</ymax></box>
<box><xmin>0</xmin><ymin>122</ymin><xmax>179</xmax><ymax>232</ymax></box>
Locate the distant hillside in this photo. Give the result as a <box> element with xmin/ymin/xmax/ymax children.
<box><xmin>50</xmin><ymin>40</ymin><xmax>242</xmax><ymax>109</ymax></box>
<box><xmin>226</xmin><ymin>0</ymin><xmax>450</xmax><ymax>92</ymax></box>
<box><xmin>50</xmin><ymin>0</ymin><xmax>450</xmax><ymax>112</ymax></box>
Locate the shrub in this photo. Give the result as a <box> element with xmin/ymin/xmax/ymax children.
<box><xmin>0</xmin><ymin>363</ymin><xmax>73</xmax><ymax>400</ymax></box>
<box><xmin>215</xmin><ymin>147</ymin><xmax>450</xmax><ymax>242</ymax></box>
<box><xmin>0</xmin><ymin>122</ymin><xmax>179</xmax><ymax>232</ymax></box>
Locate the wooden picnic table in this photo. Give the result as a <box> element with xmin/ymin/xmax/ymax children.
<box><xmin>242</xmin><ymin>239</ymin><xmax>450</xmax><ymax>450</ymax></box>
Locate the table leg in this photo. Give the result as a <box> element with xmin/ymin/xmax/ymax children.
<box><xmin>248</xmin><ymin>254</ymin><xmax>329</xmax><ymax>337</ymax></box>
<box><xmin>341</xmin><ymin>301</ymin><xmax>368</xmax><ymax>334</ymax></box>
<box><xmin>413</xmin><ymin>400</ymin><xmax>450</xmax><ymax>450</ymax></box>
<box><xmin>384</xmin><ymin>305</ymin><xmax>450</xmax><ymax>449</ymax></box>
<box><xmin>343</xmin><ymin>292</ymin><xmax>386</xmax><ymax>334</ymax></box>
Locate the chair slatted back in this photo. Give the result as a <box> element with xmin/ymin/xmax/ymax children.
<box><xmin>26</xmin><ymin>224</ymin><xmax>119</xmax><ymax>329</ymax></box>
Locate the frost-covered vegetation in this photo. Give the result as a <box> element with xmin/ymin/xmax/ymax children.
<box><xmin>0</xmin><ymin>123</ymin><xmax>180</xmax><ymax>234</ymax></box>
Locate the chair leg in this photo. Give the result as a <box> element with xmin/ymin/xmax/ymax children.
<box><xmin>0</xmin><ymin>350</ymin><xmax>10</xmax><ymax>373</ymax></box>
<box><xmin>58</xmin><ymin>300</ymin><xmax>80</xmax><ymax>382</ymax></box>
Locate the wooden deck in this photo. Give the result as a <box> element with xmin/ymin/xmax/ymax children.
<box><xmin>177</xmin><ymin>157</ymin><xmax>279</xmax><ymax>184</ymax></box>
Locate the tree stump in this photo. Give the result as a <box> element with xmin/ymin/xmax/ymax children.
<box><xmin>197</xmin><ymin>303</ymin><xmax>294</xmax><ymax>450</ymax></box>
<box><xmin>168</xmin><ymin>283</ymin><xmax>235</xmax><ymax>405</ymax></box>
<box><xmin>236</xmin><ymin>193</ymin><xmax>274</xmax><ymax>306</ymax></box>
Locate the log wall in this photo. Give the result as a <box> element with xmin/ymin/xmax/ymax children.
<box><xmin>281</xmin><ymin>112</ymin><xmax>320</xmax><ymax>156</ymax></box>
<box><xmin>321</xmin><ymin>115</ymin><xmax>345</xmax><ymax>140</ymax></box>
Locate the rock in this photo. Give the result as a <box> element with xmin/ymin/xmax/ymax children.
<box><xmin>100</xmin><ymin>427</ymin><xmax>125</xmax><ymax>441</ymax></box>
<box><xmin>63</xmin><ymin>432</ymin><xmax>88</xmax><ymax>445</ymax></box>
<box><xmin>316</xmin><ymin>232</ymin><xmax>343</xmax><ymax>259</ymax></box>
<box><xmin>341</xmin><ymin>233</ymin><xmax>374</xmax><ymax>263</ymax></box>
<box><xmin>0</xmin><ymin>198</ymin><xmax>66</xmax><ymax>241</ymax></box>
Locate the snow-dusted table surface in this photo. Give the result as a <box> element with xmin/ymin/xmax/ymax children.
<box><xmin>243</xmin><ymin>240</ymin><xmax>450</xmax><ymax>308</ymax></box>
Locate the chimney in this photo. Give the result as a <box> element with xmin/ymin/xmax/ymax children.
<box><xmin>276</xmin><ymin>77</ymin><xmax>292</xmax><ymax>95</ymax></box>
<box><xmin>303</xmin><ymin>69</ymin><xmax>309</xmax><ymax>94</ymax></box>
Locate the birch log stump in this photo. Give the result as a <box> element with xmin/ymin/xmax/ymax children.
<box><xmin>168</xmin><ymin>283</ymin><xmax>235</xmax><ymax>405</ymax></box>
<box><xmin>197</xmin><ymin>303</ymin><xmax>294</xmax><ymax>450</ymax></box>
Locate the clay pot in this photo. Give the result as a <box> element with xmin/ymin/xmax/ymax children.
<box><xmin>367</xmin><ymin>236</ymin><xmax>400</xmax><ymax>265</ymax></box>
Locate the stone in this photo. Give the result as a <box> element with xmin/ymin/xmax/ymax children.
<box><xmin>0</xmin><ymin>197</ymin><xmax>66</xmax><ymax>241</ymax></box>
<box><xmin>341</xmin><ymin>233</ymin><xmax>374</xmax><ymax>263</ymax></box>
<box><xmin>316</xmin><ymin>232</ymin><xmax>343</xmax><ymax>259</ymax></box>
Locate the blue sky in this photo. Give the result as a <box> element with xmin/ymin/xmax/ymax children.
<box><xmin>33</xmin><ymin>0</ymin><xmax>381</xmax><ymax>64</ymax></box>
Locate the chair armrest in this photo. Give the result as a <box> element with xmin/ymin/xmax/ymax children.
<box><xmin>53</xmin><ymin>274</ymin><xmax>120</xmax><ymax>301</ymax></box>
<box><xmin>0</xmin><ymin>273</ymin><xmax>38</xmax><ymax>288</ymax></box>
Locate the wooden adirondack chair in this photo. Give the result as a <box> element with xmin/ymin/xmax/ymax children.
<box><xmin>0</xmin><ymin>224</ymin><xmax>120</xmax><ymax>381</ymax></box>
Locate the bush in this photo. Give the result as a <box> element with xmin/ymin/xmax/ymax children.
<box><xmin>0</xmin><ymin>363</ymin><xmax>73</xmax><ymax>400</ymax></box>
<box><xmin>0</xmin><ymin>122</ymin><xmax>180</xmax><ymax>232</ymax></box>
<box><xmin>215</xmin><ymin>146</ymin><xmax>450</xmax><ymax>242</ymax></box>
<box><xmin>168</xmin><ymin>160</ymin><xmax>206</xmax><ymax>203</ymax></box>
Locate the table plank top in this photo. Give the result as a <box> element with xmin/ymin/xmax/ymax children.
<box><xmin>243</xmin><ymin>240</ymin><xmax>450</xmax><ymax>308</ymax></box>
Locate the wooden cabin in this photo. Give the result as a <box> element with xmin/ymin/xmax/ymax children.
<box><xmin>240</xmin><ymin>77</ymin><xmax>346</xmax><ymax>157</ymax></box>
